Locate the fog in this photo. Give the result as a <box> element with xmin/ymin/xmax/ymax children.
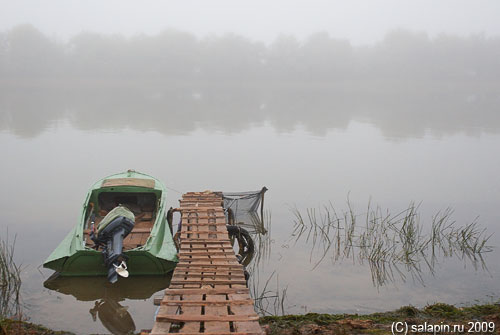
<box><xmin>1</xmin><ymin>25</ymin><xmax>499</xmax><ymax>139</ymax></box>
<box><xmin>2</xmin><ymin>0</ymin><xmax>500</xmax><ymax>45</ymax></box>
<box><xmin>2</xmin><ymin>6</ymin><xmax>500</xmax><ymax>330</ymax></box>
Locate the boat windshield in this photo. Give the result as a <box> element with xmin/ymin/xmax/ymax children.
<box><xmin>97</xmin><ymin>192</ymin><xmax>157</xmax><ymax>216</ymax></box>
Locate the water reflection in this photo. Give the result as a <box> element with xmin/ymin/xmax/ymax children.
<box><xmin>43</xmin><ymin>273</ymin><xmax>172</xmax><ymax>335</ymax></box>
<box><xmin>89</xmin><ymin>299</ymin><xmax>134</xmax><ymax>335</ymax></box>
<box><xmin>290</xmin><ymin>202</ymin><xmax>493</xmax><ymax>288</ymax></box>
<box><xmin>231</xmin><ymin>211</ymin><xmax>273</xmax><ymax>270</ymax></box>
<box><xmin>222</xmin><ymin>195</ymin><xmax>278</xmax><ymax>315</ymax></box>
<box><xmin>2</xmin><ymin>81</ymin><xmax>498</xmax><ymax>139</ymax></box>
<box><xmin>1</xmin><ymin>26</ymin><xmax>500</xmax><ymax>139</ymax></box>
<box><xmin>234</xmin><ymin>210</ymin><xmax>281</xmax><ymax>317</ymax></box>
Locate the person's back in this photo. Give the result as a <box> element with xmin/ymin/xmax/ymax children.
<box><xmin>97</xmin><ymin>205</ymin><xmax>135</xmax><ymax>235</ymax></box>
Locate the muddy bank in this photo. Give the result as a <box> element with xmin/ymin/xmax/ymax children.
<box><xmin>259</xmin><ymin>303</ymin><xmax>500</xmax><ymax>335</ymax></box>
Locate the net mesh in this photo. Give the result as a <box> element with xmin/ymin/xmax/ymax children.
<box><xmin>223</xmin><ymin>187</ymin><xmax>268</xmax><ymax>234</ymax></box>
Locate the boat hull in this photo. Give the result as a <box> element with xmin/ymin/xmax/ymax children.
<box><xmin>45</xmin><ymin>249</ymin><xmax>176</xmax><ymax>276</ymax></box>
<box><xmin>43</xmin><ymin>171</ymin><xmax>178</xmax><ymax>277</ymax></box>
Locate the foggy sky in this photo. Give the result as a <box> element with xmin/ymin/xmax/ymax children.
<box><xmin>1</xmin><ymin>0</ymin><xmax>500</xmax><ymax>45</ymax></box>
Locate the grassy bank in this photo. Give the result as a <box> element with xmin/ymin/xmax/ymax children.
<box><xmin>0</xmin><ymin>319</ymin><xmax>73</xmax><ymax>335</ymax></box>
<box><xmin>259</xmin><ymin>303</ymin><xmax>500</xmax><ymax>335</ymax></box>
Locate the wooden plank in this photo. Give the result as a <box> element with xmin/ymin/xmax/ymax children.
<box><xmin>162</xmin><ymin>300</ymin><xmax>254</xmax><ymax>306</ymax></box>
<box><xmin>182</xmin><ymin>218</ymin><xmax>225</xmax><ymax>222</ymax></box>
<box><xmin>180</xmin><ymin>246</ymin><xmax>233</xmax><ymax>250</ymax></box>
<box><xmin>178</xmin><ymin>256</ymin><xmax>234</xmax><ymax>261</ymax></box>
<box><xmin>170</xmin><ymin>279</ymin><xmax>248</xmax><ymax>285</ymax></box>
<box><xmin>179</xmin><ymin>263</ymin><xmax>241</xmax><ymax>267</ymax></box>
<box><xmin>175</xmin><ymin>264</ymin><xmax>243</xmax><ymax>268</ymax></box>
<box><xmin>164</xmin><ymin>288</ymin><xmax>249</xmax><ymax>295</ymax></box>
<box><xmin>179</xmin><ymin>294</ymin><xmax>202</xmax><ymax>334</ymax></box>
<box><xmin>179</xmin><ymin>253</ymin><xmax>236</xmax><ymax>257</ymax></box>
<box><xmin>180</xmin><ymin>241</ymin><xmax>232</xmax><ymax>245</ymax></box>
<box><xmin>174</xmin><ymin>273</ymin><xmax>243</xmax><ymax>278</ymax></box>
<box><xmin>176</xmin><ymin>262</ymin><xmax>241</xmax><ymax>265</ymax></box>
<box><xmin>173</xmin><ymin>271</ymin><xmax>243</xmax><ymax>276</ymax></box>
<box><xmin>177</xmin><ymin>260</ymin><xmax>240</xmax><ymax>264</ymax></box>
<box><xmin>182</xmin><ymin>201</ymin><xmax>223</xmax><ymax>204</ymax></box>
<box><xmin>154</xmin><ymin>333</ymin><xmax>262</xmax><ymax>335</ymax></box>
<box><xmin>179</xmin><ymin>236</ymin><xmax>229</xmax><ymax>241</ymax></box>
<box><xmin>102</xmin><ymin>178</ymin><xmax>155</xmax><ymax>188</ymax></box>
<box><xmin>182</xmin><ymin>218</ymin><xmax>227</xmax><ymax>220</ymax></box>
<box><xmin>205</xmin><ymin>291</ymin><xmax>230</xmax><ymax>333</ymax></box>
<box><xmin>179</xmin><ymin>207</ymin><xmax>225</xmax><ymax>210</ymax></box>
<box><xmin>230</xmin><ymin>284</ymin><xmax>264</xmax><ymax>334</ymax></box>
<box><xmin>173</xmin><ymin>274</ymin><xmax>246</xmax><ymax>279</ymax></box>
<box><xmin>172</xmin><ymin>270</ymin><xmax>244</xmax><ymax>275</ymax></box>
<box><xmin>181</xmin><ymin>222</ymin><xmax>226</xmax><ymax>226</ymax></box>
<box><xmin>179</xmin><ymin>249</ymin><xmax>234</xmax><ymax>253</ymax></box>
<box><xmin>172</xmin><ymin>276</ymin><xmax>246</xmax><ymax>282</ymax></box>
<box><xmin>156</xmin><ymin>315</ymin><xmax>259</xmax><ymax>322</ymax></box>
<box><xmin>178</xmin><ymin>253</ymin><xmax>234</xmax><ymax>258</ymax></box>
<box><xmin>181</xmin><ymin>213</ymin><xmax>224</xmax><ymax>217</ymax></box>
<box><xmin>174</xmin><ymin>267</ymin><xmax>244</xmax><ymax>272</ymax></box>
<box><xmin>151</xmin><ymin>296</ymin><xmax>179</xmax><ymax>334</ymax></box>
<box><xmin>180</xmin><ymin>262</ymin><xmax>240</xmax><ymax>266</ymax></box>
<box><xmin>180</xmin><ymin>201</ymin><xmax>222</xmax><ymax>205</ymax></box>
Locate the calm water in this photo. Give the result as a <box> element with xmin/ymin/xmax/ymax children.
<box><xmin>1</xmin><ymin>82</ymin><xmax>500</xmax><ymax>334</ymax></box>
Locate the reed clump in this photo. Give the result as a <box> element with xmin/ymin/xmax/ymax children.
<box><xmin>0</xmin><ymin>235</ymin><xmax>22</xmax><ymax>320</ymax></box>
<box><xmin>291</xmin><ymin>201</ymin><xmax>493</xmax><ymax>287</ymax></box>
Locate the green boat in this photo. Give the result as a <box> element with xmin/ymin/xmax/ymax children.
<box><xmin>43</xmin><ymin>170</ymin><xmax>178</xmax><ymax>278</ymax></box>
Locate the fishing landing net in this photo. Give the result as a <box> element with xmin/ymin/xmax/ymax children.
<box><xmin>222</xmin><ymin>187</ymin><xmax>268</xmax><ymax>234</ymax></box>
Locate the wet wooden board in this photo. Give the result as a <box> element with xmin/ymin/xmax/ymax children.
<box><xmin>150</xmin><ymin>192</ymin><xmax>264</xmax><ymax>335</ymax></box>
<box><xmin>83</xmin><ymin>217</ymin><xmax>153</xmax><ymax>250</ymax></box>
<box><xmin>102</xmin><ymin>177</ymin><xmax>155</xmax><ymax>188</ymax></box>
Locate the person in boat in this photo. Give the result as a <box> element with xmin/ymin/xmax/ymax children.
<box><xmin>89</xmin><ymin>298</ymin><xmax>135</xmax><ymax>335</ymax></box>
<box><xmin>91</xmin><ymin>204</ymin><xmax>135</xmax><ymax>283</ymax></box>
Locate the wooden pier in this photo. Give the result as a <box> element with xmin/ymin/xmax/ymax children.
<box><xmin>149</xmin><ymin>191</ymin><xmax>264</xmax><ymax>335</ymax></box>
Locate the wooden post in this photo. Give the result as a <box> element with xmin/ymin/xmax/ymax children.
<box><xmin>260</xmin><ymin>187</ymin><xmax>267</xmax><ymax>225</ymax></box>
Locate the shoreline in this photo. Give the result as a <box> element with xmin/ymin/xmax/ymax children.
<box><xmin>2</xmin><ymin>302</ymin><xmax>499</xmax><ymax>335</ymax></box>
<box><xmin>259</xmin><ymin>303</ymin><xmax>500</xmax><ymax>335</ymax></box>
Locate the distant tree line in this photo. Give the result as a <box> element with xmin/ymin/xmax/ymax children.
<box><xmin>2</xmin><ymin>25</ymin><xmax>500</xmax><ymax>138</ymax></box>
<box><xmin>1</xmin><ymin>24</ymin><xmax>499</xmax><ymax>82</ymax></box>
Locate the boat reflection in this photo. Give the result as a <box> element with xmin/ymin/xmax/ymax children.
<box><xmin>88</xmin><ymin>299</ymin><xmax>135</xmax><ymax>335</ymax></box>
<box><xmin>43</xmin><ymin>273</ymin><xmax>172</xmax><ymax>335</ymax></box>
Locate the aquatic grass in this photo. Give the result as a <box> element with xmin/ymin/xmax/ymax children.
<box><xmin>250</xmin><ymin>271</ymin><xmax>288</xmax><ymax>317</ymax></box>
<box><xmin>290</xmin><ymin>199</ymin><xmax>493</xmax><ymax>288</ymax></box>
<box><xmin>245</xmin><ymin>209</ymin><xmax>290</xmax><ymax>316</ymax></box>
<box><xmin>248</xmin><ymin>210</ymin><xmax>290</xmax><ymax>317</ymax></box>
<box><xmin>0</xmin><ymin>234</ymin><xmax>22</xmax><ymax>320</ymax></box>
<box><xmin>247</xmin><ymin>209</ymin><xmax>273</xmax><ymax>271</ymax></box>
